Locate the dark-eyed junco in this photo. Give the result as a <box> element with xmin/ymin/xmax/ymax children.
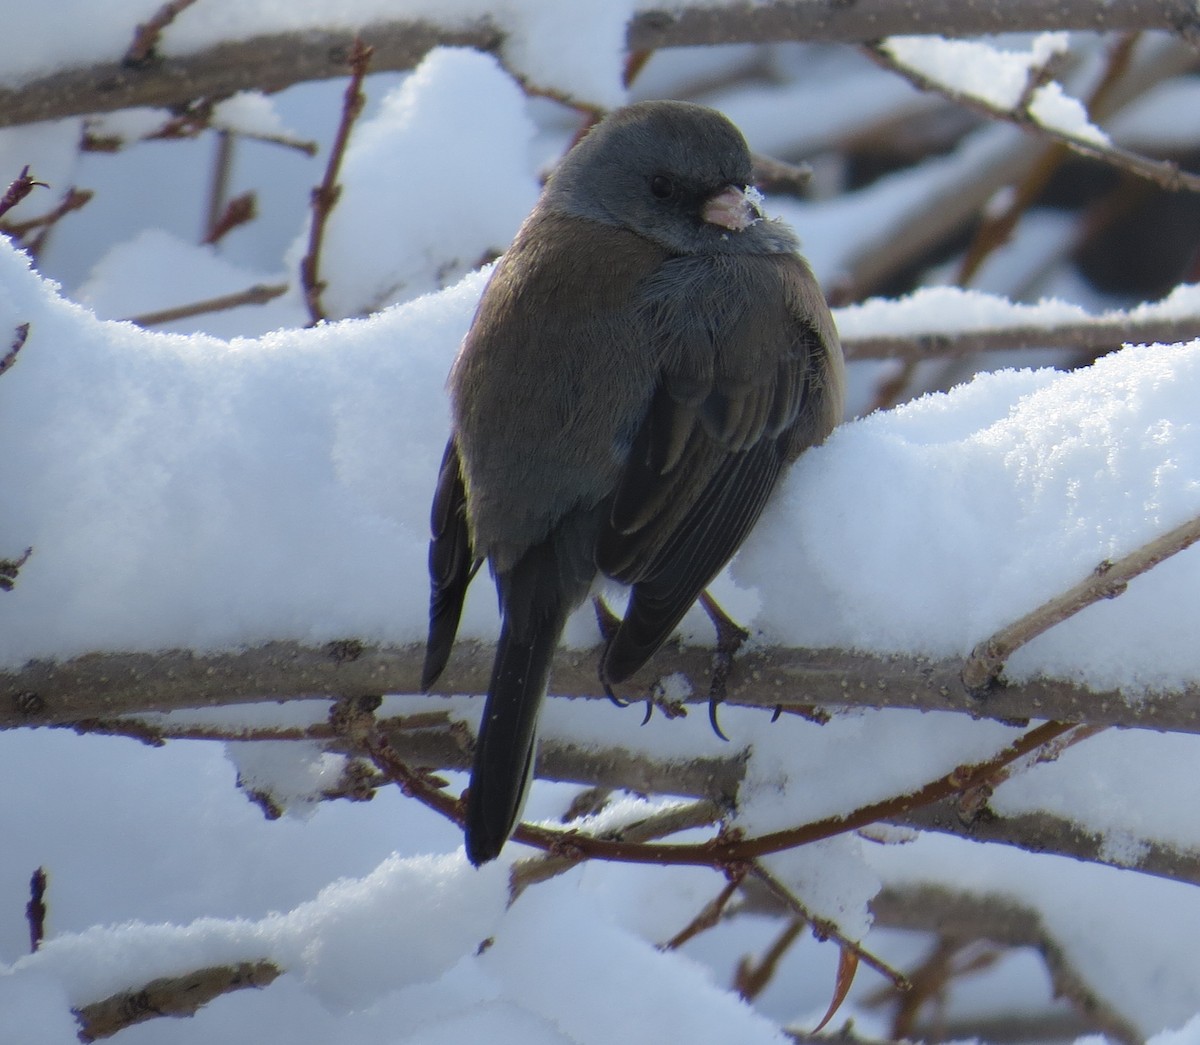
<box><xmin>422</xmin><ymin>100</ymin><xmax>845</xmax><ymax>865</ymax></box>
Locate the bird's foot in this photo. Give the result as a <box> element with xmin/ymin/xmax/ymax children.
<box><xmin>698</xmin><ymin>590</ymin><xmax>749</xmax><ymax>742</ymax></box>
<box><xmin>593</xmin><ymin>596</ymin><xmax>635</xmax><ymax>708</ymax></box>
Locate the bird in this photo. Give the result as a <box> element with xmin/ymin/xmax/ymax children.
<box><xmin>421</xmin><ymin>99</ymin><xmax>845</xmax><ymax>866</ymax></box>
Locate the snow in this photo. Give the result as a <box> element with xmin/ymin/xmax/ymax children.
<box><xmin>881</xmin><ymin>33</ymin><xmax>1110</xmax><ymax>145</ymax></box>
<box><xmin>735</xmin><ymin>338</ymin><xmax>1200</xmax><ymax>692</ymax></box>
<box><xmin>2</xmin><ymin>7</ymin><xmax>1200</xmax><ymax>1043</ymax></box>
<box><xmin>882</xmin><ymin>34</ymin><xmax>1072</xmax><ymax>112</ymax></box>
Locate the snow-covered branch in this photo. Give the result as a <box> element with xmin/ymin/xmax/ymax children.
<box><xmin>1</xmin><ymin>1</ymin><xmax>1198</xmax><ymax>129</ymax></box>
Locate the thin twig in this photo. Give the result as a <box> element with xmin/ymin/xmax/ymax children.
<box><xmin>735</xmin><ymin>917</ymin><xmax>805</xmax><ymax>1000</ymax></box>
<box><xmin>2</xmin><ymin>187</ymin><xmax>93</xmax><ymax>241</ymax></box>
<box><xmin>204</xmin><ymin>190</ymin><xmax>257</xmax><ymax>244</ymax></box>
<box><xmin>123</xmin><ymin>282</ymin><xmax>288</xmax><ymax>328</ymax></box>
<box><xmin>963</xmin><ymin>512</ymin><xmax>1200</xmax><ymax>691</ymax></box>
<box><xmin>750</xmin><ymin>861</ymin><xmax>909</xmax><ymax>990</ymax></box>
<box><xmin>510</xmin><ymin>799</ymin><xmax>725</xmax><ymax>897</ymax></box>
<box><xmin>205</xmin><ymin>130</ymin><xmax>235</xmax><ymax>241</ymax></box>
<box><xmin>659</xmin><ymin>873</ymin><xmax>744</xmax><ymax>950</ymax></box>
<box><xmin>368</xmin><ymin>716</ymin><xmax>1075</xmax><ymax>868</ymax></box>
<box><xmin>300</xmin><ymin>37</ymin><xmax>373</xmax><ymax>325</ymax></box>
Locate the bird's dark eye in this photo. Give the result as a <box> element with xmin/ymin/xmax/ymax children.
<box><xmin>649</xmin><ymin>174</ymin><xmax>675</xmax><ymax>199</ymax></box>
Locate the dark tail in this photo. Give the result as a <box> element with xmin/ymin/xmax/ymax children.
<box><xmin>464</xmin><ymin>613</ymin><xmax>563</xmax><ymax>865</ymax></box>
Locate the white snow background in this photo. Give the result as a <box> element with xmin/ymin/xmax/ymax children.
<box><xmin>2</xmin><ymin>7</ymin><xmax>1200</xmax><ymax>1043</ymax></box>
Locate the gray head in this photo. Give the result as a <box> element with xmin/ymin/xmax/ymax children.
<box><xmin>543</xmin><ymin>100</ymin><xmax>799</xmax><ymax>256</ymax></box>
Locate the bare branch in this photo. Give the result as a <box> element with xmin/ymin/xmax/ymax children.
<box><xmin>963</xmin><ymin>512</ymin><xmax>1200</xmax><ymax>691</ymax></box>
<box><xmin>300</xmin><ymin>37</ymin><xmax>373</xmax><ymax>325</ymax></box>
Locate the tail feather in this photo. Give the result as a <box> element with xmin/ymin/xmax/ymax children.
<box><xmin>464</xmin><ymin>617</ymin><xmax>562</xmax><ymax>865</ymax></box>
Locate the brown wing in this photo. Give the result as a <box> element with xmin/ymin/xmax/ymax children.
<box><xmin>596</xmin><ymin>252</ymin><xmax>841</xmax><ymax>684</ymax></box>
<box><xmin>421</xmin><ymin>439</ymin><xmax>480</xmax><ymax>690</ymax></box>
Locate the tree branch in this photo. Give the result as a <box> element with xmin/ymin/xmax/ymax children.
<box><xmin>5</xmin><ymin>638</ymin><xmax>1200</xmax><ymax>734</ymax></box>
<box><xmin>1</xmin><ymin>3</ymin><xmax>1198</xmax><ymax>130</ymax></box>
<box><xmin>840</xmin><ymin>310</ymin><xmax>1200</xmax><ymax>362</ymax></box>
<box><xmin>891</xmin><ymin>799</ymin><xmax>1200</xmax><ymax>888</ymax></box>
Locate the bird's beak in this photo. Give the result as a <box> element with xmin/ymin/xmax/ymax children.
<box><xmin>701</xmin><ymin>185</ymin><xmax>763</xmax><ymax>232</ymax></box>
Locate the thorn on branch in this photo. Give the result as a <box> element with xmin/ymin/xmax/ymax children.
<box><xmin>301</xmin><ymin>36</ymin><xmax>374</xmax><ymax>326</ymax></box>
<box><xmin>751</xmin><ymin>861</ymin><xmax>910</xmax><ymax>993</ymax></box>
<box><xmin>811</xmin><ymin>944</ymin><xmax>861</xmax><ymax>1034</ymax></box>
<box><xmin>0</xmin><ymin>546</ymin><xmax>33</xmax><ymax>592</ymax></box>
<box><xmin>0</xmin><ymin>166</ymin><xmax>47</xmax><ymax>221</ymax></box>
<box><xmin>124</xmin><ymin>0</ymin><xmax>201</xmax><ymax>68</ymax></box>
